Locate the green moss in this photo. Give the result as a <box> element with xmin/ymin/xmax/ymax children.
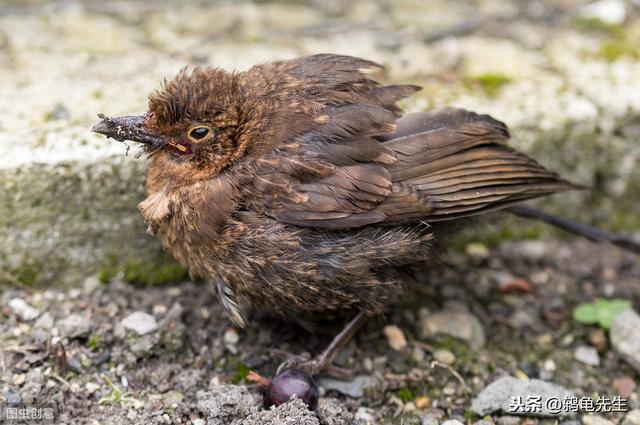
<box><xmin>591</xmin><ymin>23</ymin><xmax>640</xmax><ymax>62</ymax></box>
<box><xmin>573</xmin><ymin>17</ymin><xmax>624</xmax><ymax>35</ymax></box>
<box><xmin>397</xmin><ymin>387</ymin><xmax>415</xmax><ymax>403</ymax></box>
<box><xmin>231</xmin><ymin>362</ymin><xmax>251</xmax><ymax>384</ymax></box>
<box><xmin>598</xmin><ymin>39</ymin><xmax>640</xmax><ymax>62</ymax></box>
<box><xmin>87</xmin><ymin>333</ymin><xmax>102</xmax><ymax>351</ymax></box>
<box><xmin>123</xmin><ymin>258</ymin><xmax>188</xmax><ymax>286</ymax></box>
<box><xmin>465</xmin><ymin>73</ymin><xmax>512</xmax><ymax>97</ymax></box>
<box><xmin>3</xmin><ymin>264</ymin><xmax>39</xmax><ymax>287</ymax></box>
<box><xmin>98</xmin><ymin>267</ymin><xmax>117</xmax><ymax>284</ymax></box>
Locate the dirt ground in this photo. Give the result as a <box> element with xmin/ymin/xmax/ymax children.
<box><xmin>2</xmin><ymin>234</ymin><xmax>639</xmax><ymax>424</ymax></box>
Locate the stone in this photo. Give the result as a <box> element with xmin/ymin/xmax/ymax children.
<box><xmin>8</xmin><ymin>298</ymin><xmax>39</xmax><ymax>321</ymax></box>
<box><xmin>34</xmin><ymin>312</ymin><xmax>54</xmax><ymax>330</ymax></box>
<box><xmin>471</xmin><ymin>376</ymin><xmax>574</xmax><ymax>417</ymax></box>
<box><xmin>197</xmin><ymin>385</ymin><xmax>259</xmax><ymax>425</ymax></box>
<box><xmin>421</xmin><ymin>413</ymin><xmax>439</xmax><ymax>425</ymax></box>
<box><xmin>582</xmin><ymin>415</ymin><xmax>615</xmax><ymax>425</ymax></box>
<box><xmin>433</xmin><ymin>350</ymin><xmax>456</xmax><ymax>365</ymax></box>
<box><xmin>237</xmin><ymin>397</ymin><xmax>319</xmax><ymax>425</ymax></box>
<box><xmin>158</xmin><ymin>303</ymin><xmax>185</xmax><ymax>352</ymax></box>
<box><xmin>318</xmin><ymin>375</ymin><xmax>376</xmax><ymax>398</ymax></box>
<box><xmin>610</xmin><ymin>309</ymin><xmax>640</xmax><ymax>374</ymax></box>
<box><xmin>83</xmin><ymin>275</ymin><xmax>101</xmax><ymax>294</ymax></box>
<box><xmin>353</xmin><ymin>407</ymin><xmax>376</xmax><ymax>425</ymax></box>
<box><xmin>420</xmin><ymin>310</ymin><xmax>485</xmax><ymax>349</ymax></box>
<box><xmin>442</xmin><ymin>420</ymin><xmax>464</xmax><ymax>425</ymax></box>
<box><xmin>578</xmin><ymin>0</ymin><xmax>626</xmax><ymax>25</ymax></box>
<box><xmin>613</xmin><ymin>377</ymin><xmax>637</xmax><ymax>398</ymax></box>
<box><xmin>224</xmin><ymin>328</ymin><xmax>240</xmax><ymax>345</ymax></box>
<box><xmin>121</xmin><ymin>311</ymin><xmax>159</xmax><ymax>336</ymax></box>
<box><xmin>383</xmin><ymin>325</ymin><xmax>407</xmax><ymax>351</ymax></box>
<box><xmin>500</xmin><ymin>240</ymin><xmax>547</xmax><ymax>262</ymax></box>
<box><xmin>416</xmin><ymin>396</ymin><xmax>430</xmax><ymax>410</ymax></box>
<box><xmin>316</xmin><ymin>397</ymin><xmax>354</xmax><ymax>425</ymax></box>
<box><xmin>4</xmin><ymin>388</ymin><xmax>22</xmax><ymax>404</ymax></box>
<box><xmin>623</xmin><ymin>410</ymin><xmax>640</xmax><ymax>425</ymax></box>
<box><xmin>129</xmin><ymin>334</ymin><xmax>158</xmax><ymax>358</ymax></box>
<box><xmin>574</xmin><ymin>345</ymin><xmax>600</xmax><ymax>366</ymax></box>
<box><xmin>57</xmin><ymin>314</ymin><xmax>91</xmax><ymax>339</ymax></box>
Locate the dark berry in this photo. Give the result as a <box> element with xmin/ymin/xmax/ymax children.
<box><xmin>264</xmin><ymin>368</ymin><xmax>319</xmax><ymax>410</ymax></box>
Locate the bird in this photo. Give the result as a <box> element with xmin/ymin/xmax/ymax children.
<box><xmin>92</xmin><ymin>54</ymin><xmax>589</xmax><ymax>375</ymax></box>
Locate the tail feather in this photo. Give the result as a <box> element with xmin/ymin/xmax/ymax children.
<box><xmin>381</xmin><ymin>108</ymin><xmax>577</xmax><ymax>222</ymax></box>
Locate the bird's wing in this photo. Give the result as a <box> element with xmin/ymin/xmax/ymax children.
<box><xmin>246</xmin><ymin>55</ymin><xmax>574</xmax><ymax>229</ymax></box>
<box><xmin>248</xmin><ymin>102</ymin><xmax>424</xmax><ymax>228</ymax></box>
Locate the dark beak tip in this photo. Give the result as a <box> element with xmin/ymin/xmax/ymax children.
<box><xmin>91</xmin><ymin>121</ymin><xmax>110</xmax><ymax>135</ymax></box>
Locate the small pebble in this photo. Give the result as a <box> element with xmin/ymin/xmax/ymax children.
<box><xmin>415</xmin><ymin>395</ymin><xmax>430</xmax><ymax>409</ymax></box>
<box><xmin>622</xmin><ymin>410</ymin><xmax>640</xmax><ymax>425</ymax></box>
<box><xmin>223</xmin><ymin>328</ymin><xmax>240</xmax><ymax>345</ymax></box>
<box><xmin>613</xmin><ymin>377</ymin><xmax>637</xmax><ymax>398</ymax></box>
<box><xmin>8</xmin><ymin>298</ymin><xmax>40</xmax><ymax>321</ymax></box>
<box><xmin>587</xmin><ymin>328</ymin><xmax>607</xmax><ymax>352</ymax></box>
<box><xmin>582</xmin><ymin>414</ymin><xmax>615</xmax><ymax>425</ymax></box>
<box><xmin>574</xmin><ymin>345</ymin><xmax>600</xmax><ymax>366</ymax></box>
<box><xmin>121</xmin><ymin>311</ymin><xmax>158</xmax><ymax>336</ymax></box>
<box><xmin>433</xmin><ymin>349</ymin><xmax>456</xmax><ymax>365</ymax></box>
<box><xmin>383</xmin><ymin>325</ymin><xmax>407</xmax><ymax>351</ymax></box>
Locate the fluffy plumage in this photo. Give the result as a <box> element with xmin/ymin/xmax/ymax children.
<box><xmin>108</xmin><ymin>54</ymin><xmax>575</xmax><ymax>327</ymax></box>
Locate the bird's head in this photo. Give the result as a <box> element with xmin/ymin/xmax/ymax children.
<box><xmin>92</xmin><ymin>67</ymin><xmax>260</xmax><ymax>180</ymax></box>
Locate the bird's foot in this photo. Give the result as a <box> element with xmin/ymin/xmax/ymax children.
<box><xmin>270</xmin><ymin>350</ymin><xmax>355</xmax><ymax>380</ymax></box>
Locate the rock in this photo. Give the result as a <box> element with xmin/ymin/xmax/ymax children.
<box><xmin>623</xmin><ymin>410</ymin><xmax>640</xmax><ymax>425</ymax></box>
<box><xmin>433</xmin><ymin>350</ymin><xmax>456</xmax><ymax>365</ymax></box>
<box><xmin>4</xmin><ymin>388</ymin><xmax>22</xmax><ymax>404</ymax></box>
<box><xmin>83</xmin><ymin>275</ymin><xmax>101</xmax><ymax>294</ymax></box>
<box><xmin>578</xmin><ymin>0</ymin><xmax>626</xmax><ymax>25</ymax></box>
<box><xmin>501</xmin><ymin>240</ymin><xmax>547</xmax><ymax>262</ymax></box>
<box><xmin>316</xmin><ymin>397</ymin><xmax>354</xmax><ymax>425</ymax></box>
<box><xmin>421</xmin><ymin>413</ymin><xmax>439</xmax><ymax>425</ymax></box>
<box><xmin>442</xmin><ymin>420</ymin><xmax>464</xmax><ymax>425</ymax></box>
<box><xmin>383</xmin><ymin>325</ymin><xmax>407</xmax><ymax>351</ymax></box>
<box><xmin>353</xmin><ymin>407</ymin><xmax>376</xmax><ymax>425</ymax></box>
<box><xmin>237</xmin><ymin>397</ymin><xmax>319</xmax><ymax>425</ymax></box>
<box><xmin>197</xmin><ymin>385</ymin><xmax>259</xmax><ymax>425</ymax></box>
<box><xmin>473</xmin><ymin>421</ymin><xmax>493</xmax><ymax>425</ymax></box>
<box><xmin>614</xmin><ymin>377</ymin><xmax>637</xmax><ymax>398</ymax></box>
<box><xmin>57</xmin><ymin>314</ymin><xmax>91</xmax><ymax>339</ymax></box>
<box><xmin>224</xmin><ymin>328</ymin><xmax>240</xmax><ymax>348</ymax></box>
<box><xmin>419</xmin><ymin>310</ymin><xmax>485</xmax><ymax>349</ymax></box>
<box><xmin>574</xmin><ymin>345</ymin><xmax>600</xmax><ymax>366</ymax></box>
<box><xmin>158</xmin><ymin>303</ymin><xmax>185</xmax><ymax>352</ymax></box>
<box><xmin>129</xmin><ymin>334</ymin><xmax>159</xmax><ymax>358</ymax></box>
<box><xmin>610</xmin><ymin>309</ymin><xmax>640</xmax><ymax>374</ymax></box>
<box><xmin>586</xmin><ymin>328</ymin><xmax>607</xmax><ymax>352</ymax></box>
<box><xmin>471</xmin><ymin>376</ymin><xmax>574</xmax><ymax>417</ymax></box>
<box><xmin>416</xmin><ymin>396</ymin><xmax>430</xmax><ymax>410</ymax></box>
<box><xmin>318</xmin><ymin>375</ymin><xmax>376</xmax><ymax>398</ymax></box>
<box><xmin>8</xmin><ymin>298</ymin><xmax>39</xmax><ymax>321</ymax></box>
<box><xmin>34</xmin><ymin>312</ymin><xmax>54</xmax><ymax>330</ymax></box>
<box><xmin>582</xmin><ymin>415</ymin><xmax>615</xmax><ymax>425</ymax></box>
<box><xmin>497</xmin><ymin>417</ymin><xmax>520</xmax><ymax>425</ymax></box>
<box><xmin>121</xmin><ymin>311</ymin><xmax>158</xmax><ymax>336</ymax></box>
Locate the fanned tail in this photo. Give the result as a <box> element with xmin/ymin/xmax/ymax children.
<box><xmin>381</xmin><ymin>108</ymin><xmax>579</xmax><ymax>222</ymax></box>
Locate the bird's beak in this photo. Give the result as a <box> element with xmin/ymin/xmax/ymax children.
<box><xmin>91</xmin><ymin>114</ymin><xmax>165</xmax><ymax>148</ymax></box>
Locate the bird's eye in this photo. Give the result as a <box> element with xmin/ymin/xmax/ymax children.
<box><xmin>188</xmin><ymin>126</ymin><xmax>210</xmax><ymax>141</ymax></box>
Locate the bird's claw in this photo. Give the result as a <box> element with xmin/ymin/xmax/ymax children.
<box><xmin>273</xmin><ymin>352</ymin><xmax>355</xmax><ymax>380</ymax></box>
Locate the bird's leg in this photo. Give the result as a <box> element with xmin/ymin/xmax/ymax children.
<box><xmin>507</xmin><ymin>205</ymin><xmax>640</xmax><ymax>254</ymax></box>
<box><xmin>276</xmin><ymin>311</ymin><xmax>368</xmax><ymax>379</ymax></box>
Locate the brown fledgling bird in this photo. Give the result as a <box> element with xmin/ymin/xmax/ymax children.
<box><xmin>93</xmin><ymin>54</ymin><xmax>578</xmax><ymax>374</ymax></box>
